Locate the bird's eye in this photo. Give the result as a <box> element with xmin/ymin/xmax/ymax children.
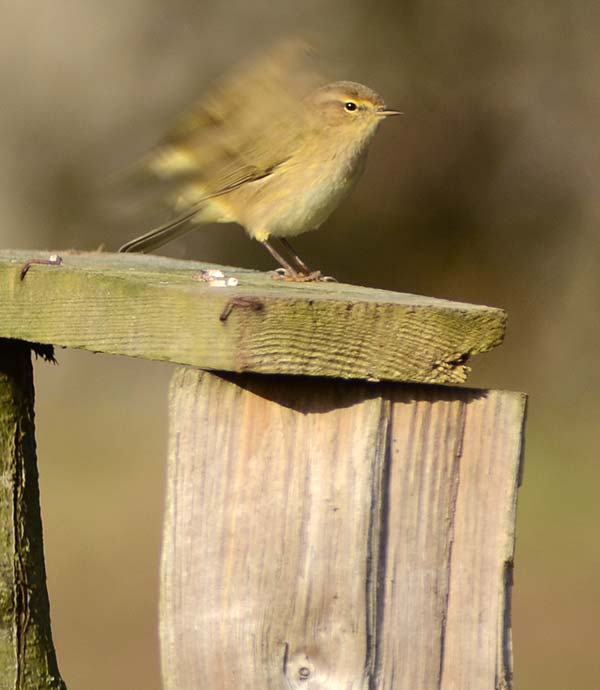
<box><xmin>344</xmin><ymin>101</ymin><xmax>358</xmax><ymax>112</ymax></box>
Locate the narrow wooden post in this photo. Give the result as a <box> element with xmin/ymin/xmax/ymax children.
<box><xmin>0</xmin><ymin>339</ymin><xmax>65</xmax><ymax>690</ymax></box>
<box><xmin>161</xmin><ymin>370</ymin><xmax>525</xmax><ymax>690</ymax></box>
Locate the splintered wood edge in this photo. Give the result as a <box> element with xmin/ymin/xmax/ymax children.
<box><xmin>0</xmin><ymin>250</ymin><xmax>506</xmax><ymax>384</ymax></box>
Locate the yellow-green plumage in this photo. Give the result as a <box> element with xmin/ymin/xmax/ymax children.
<box><xmin>119</xmin><ymin>41</ymin><xmax>400</xmax><ymax>275</ymax></box>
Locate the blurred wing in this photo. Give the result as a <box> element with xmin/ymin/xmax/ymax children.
<box><xmin>164</xmin><ymin>39</ymin><xmax>318</xmax><ymax>143</ymax></box>
<box><xmin>115</xmin><ymin>38</ymin><xmax>324</xmax><ymax>253</ymax></box>
<box><xmin>147</xmin><ymin>38</ymin><xmax>323</xmax><ymax>198</ymax></box>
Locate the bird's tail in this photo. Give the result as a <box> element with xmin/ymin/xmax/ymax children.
<box><xmin>119</xmin><ymin>207</ymin><xmax>204</xmax><ymax>253</ymax></box>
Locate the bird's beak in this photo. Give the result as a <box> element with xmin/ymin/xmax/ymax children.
<box><xmin>377</xmin><ymin>108</ymin><xmax>403</xmax><ymax>117</ymax></box>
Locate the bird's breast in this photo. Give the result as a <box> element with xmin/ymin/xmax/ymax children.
<box><xmin>234</xmin><ymin>148</ymin><xmax>368</xmax><ymax>239</ymax></box>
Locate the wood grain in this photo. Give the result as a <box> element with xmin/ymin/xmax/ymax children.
<box><xmin>0</xmin><ymin>250</ymin><xmax>506</xmax><ymax>384</ymax></box>
<box><xmin>161</xmin><ymin>370</ymin><xmax>525</xmax><ymax>690</ymax></box>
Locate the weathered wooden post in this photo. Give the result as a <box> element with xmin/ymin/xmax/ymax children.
<box><xmin>0</xmin><ymin>250</ymin><xmax>525</xmax><ymax>690</ymax></box>
<box><xmin>162</xmin><ymin>373</ymin><xmax>524</xmax><ymax>690</ymax></box>
<box><xmin>0</xmin><ymin>339</ymin><xmax>65</xmax><ymax>690</ymax></box>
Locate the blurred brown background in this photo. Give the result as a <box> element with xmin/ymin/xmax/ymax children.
<box><xmin>3</xmin><ymin>1</ymin><xmax>600</xmax><ymax>688</ymax></box>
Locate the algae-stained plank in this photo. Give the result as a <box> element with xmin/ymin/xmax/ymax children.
<box><xmin>0</xmin><ymin>250</ymin><xmax>506</xmax><ymax>383</ymax></box>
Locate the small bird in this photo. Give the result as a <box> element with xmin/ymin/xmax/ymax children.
<box><xmin>119</xmin><ymin>42</ymin><xmax>401</xmax><ymax>277</ymax></box>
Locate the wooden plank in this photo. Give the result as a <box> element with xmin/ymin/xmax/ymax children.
<box><xmin>440</xmin><ymin>390</ymin><xmax>524</xmax><ymax>689</ymax></box>
<box><xmin>380</xmin><ymin>387</ymin><xmax>525</xmax><ymax>690</ymax></box>
<box><xmin>377</xmin><ymin>388</ymin><xmax>467</xmax><ymax>689</ymax></box>
<box><xmin>0</xmin><ymin>250</ymin><xmax>506</xmax><ymax>384</ymax></box>
<box><xmin>0</xmin><ymin>339</ymin><xmax>65</xmax><ymax>690</ymax></box>
<box><xmin>161</xmin><ymin>369</ymin><xmax>525</xmax><ymax>690</ymax></box>
<box><xmin>161</xmin><ymin>369</ymin><xmax>387</xmax><ymax>690</ymax></box>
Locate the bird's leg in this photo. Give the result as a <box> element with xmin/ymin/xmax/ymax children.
<box><xmin>262</xmin><ymin>238</ymin><xmax>335</xmax><ymax>282</ymax></box>
<box><xmin>279</xmin><ymin>238</ymin><xmax>337</xmax><ymax>282</ymax></box>
<box><xmin>279</xmin><ymin>238</ymin><xmax>312</xmax><ymax>275</ymax></box>
<box><xmin>261</xmin><ymin>239</ymin><xmax>301</xmax><ymax>277</ymax></box>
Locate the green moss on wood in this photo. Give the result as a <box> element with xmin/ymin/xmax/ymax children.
<box><xmin>0</xmin><ymin>340</ymin><xmax>66</xmax><ymax>689</ymax></box>
<box><xmin>0</xmin><ymin>250</ymin><xmax>506</xmax><ymax>384</ymax></box>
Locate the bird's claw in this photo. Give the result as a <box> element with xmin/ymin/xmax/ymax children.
<box><xmin>269</xmin><ymin>269</ymin><xmax>337</xmax><ymax>283</ymax></box>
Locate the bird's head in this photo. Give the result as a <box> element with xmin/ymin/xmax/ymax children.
<box><xmin>306</xmin><ymin>80</ymin><xmax>401</xmax><ymax>146</ymax></box>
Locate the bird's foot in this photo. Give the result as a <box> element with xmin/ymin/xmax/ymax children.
<box><xmin>269</xmin><ymin>268</ymin><xmax>337</xmax><ymax>283</ymax></box>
